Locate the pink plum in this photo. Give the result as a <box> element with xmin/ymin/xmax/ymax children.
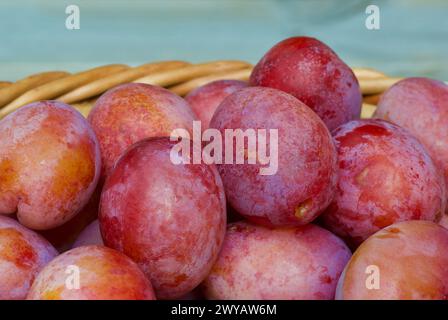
<box><xmin>0</xmin><ymin>101</ymin><xmax>101</xmax><ymax>230</ymax></box>
<box><xmin>322</xmin><ymin>119</ymin><xmax>446</xmax><ymax>247</ymax></box>
<box><xmin>88</xmin><ymin>83</ymin><xmax>197</xmax><ymax>179</ymax></box>
<box><xmin>0</xmin><ymin>216</ymin><xmax>57</xmax><ymax>299</ymax></box>
<box><xmin>99</xmin><ymin>137</ymin><xmax>226</xmax><ymax>299</ymax></box>
<box><xmin>209</xmin><ymin>86</ymin><xmax>337</xmax><ymax>227</ymax></box>
<box><xmin>185</xmin><ymin>80</ymin><xmax>247</xmax><ymax>129</ymax></box>
<box><xmin>250</xmin><ymin>36</ymin><xmax>362</xmax><ymax>130</ymax></box>
<box><xmin>337</xmin><ymin>221</ymin><xmax>448</xmax><ymax>300</ymax></box>
<box><xmin>27</xmin><ymin>245</ymin><xmax>155</xmax><ymax>300</ymax></box>
<box><xmin>203</xmin><ymin>221</ymin><xmax>351</xmax><ymax>300</ymax></box>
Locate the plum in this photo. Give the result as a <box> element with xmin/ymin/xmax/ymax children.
<box><xmin>203</xmin><ymin>221</ymin><xmax>351</xmax><ymax>300</ymax></box>
<box><xmin>99</xmin><ymin>137</ymin><xmax>226</xmax><ymax>299</ymax></box>
<box><xmin>0</xmin><ymin>216</ymin><xmax>57</xmax><ymax>299</ymax></box>
<box><xmin>0</xmin><ymin>101</ymin><xmax>101</xmax><ymax>230</ymax></box>
<box><xmin>27</xmin><ymin>245</ymin><xmax>155</xmax><ymax>300</ymax></box>
<box><xmin>88</xmin><ymin>83</ymin><xmax>197</xmax><ymax>179</ymax></box>
<box><xmin>72</xmin><ymin>220</ymin><xmax>103</xmax><ymax>248</ymax></box>
<box><xmin>40</xmin><ymin>187</ymin><xmax>101</xmax><ymax>252</ymax></box>
<box><xmin>209</xmin><ymin>86</ymin><xmax>337</xmax><ymax>226</ymax></box>
<box><xmin>185</xmin><ymin>80</ymin><xmax>247</xmax><ymax>129</ymax></box>
<box><xmin>337</xmin><ymin>221</ymin><xmax>448</xmax><ymax>300</ymax></box>
<box><xmin>321</xmin><ymin>119</ymin><xmax>446</xmax><ymax>246</ymax></box>
<box><xmin>374</xmin><ymin>78</ymin><xmax>448</xmax><ymax>199</ymax></box>
<box><xmin>250</xmin><ymin>36</ymin><xmax>362</xmax><ymax>130</ymax></box>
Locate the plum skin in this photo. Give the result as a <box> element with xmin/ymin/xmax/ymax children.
<box><xmin>250</xmin><ymin>36</ymin><xmax>362</xmax><ymax>131</ymax></box>
<box><xmin>40</xmin><ymin>187</ymin><xmax>101</xmax><ymax>252</ymax></box>
<box><xmin>0</xmin><ymin>101</ymin><xmax>101</xmax><ymax>230</ymax></box>
<box><xmin>337</xmin><ymin>221</ymin><xmax>448</xmax><ymax>300</ymax></box>
<box><xmin>185</xmin><ymin>80</ymin><xmax>247</xmax><ymax>129</ymax></box>
<box><xmin>203</xmin><ymin>221</ymin><xmax>351</xmax><ymax>300</ymax></box>
<box><xmin>88</xmin><ymin>83</ymin><xmax>197</xmax><ymax>179</ymax></box>
<box><xmin>27</xmin><ymin>245</ymin><xmax>155</xmax><ymax>300</ymax></box>
<box><xmin>72</xmin><ymin>219</ymin><xmax>103</xmax><ymax>248</ymax></box>
<box><xmin>0</xmin><ymin>216</ymin><xmax>58</xmax><ymax>300</ymax></box>
<box><xmin>374</xmin><ymin>78</ymin><xmax>448</xmax><ymax>206</ymax></box>
<box><xmin>209</xmin><ymin>86</ymin><xmax>337</xmax><ymax>227</ymax></box>
<box><xmin>321</xmin><ymin>119</ymin><xmax>446</xmax><ymax>246</ymax></box>
<box><xmin>99</xmin><ymin>137</ymin><xmax>227</xmax><ymax>299</ymax></box>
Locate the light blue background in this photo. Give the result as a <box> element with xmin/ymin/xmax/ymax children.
<box><xmin>1</xmin><ymin>0</ymin><xmax>447</xmax><ymax>81</ymax></box>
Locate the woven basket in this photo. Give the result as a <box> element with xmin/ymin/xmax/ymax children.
<box><xmin>0</xmin><ymin>60</ymin><xmax>402</xmax><ymax>120</ymax></box>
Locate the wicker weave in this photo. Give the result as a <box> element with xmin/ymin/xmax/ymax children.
<box><xmin>0</xmin><ymin>60</ymin><xmax>402</xmax><ymax>119</ymax></box>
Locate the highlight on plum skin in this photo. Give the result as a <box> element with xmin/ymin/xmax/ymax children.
<box><xmin>321</xmin><ymin>119</ymin><xmax>446</xmax><ymax>247</ymax></box>
<box><xmin>99</xmin><ymin>137</ymin><xmax>227</xmax><ymax>299</ymax></box>
<box><xmin>88</xmin><ymin>83</ymin><xmax>197</xmax><ymax>179</ymax></box>
<box><xmin>0</xmin><ymin>101</ymin><xmax>101</xmax><ymax>230</ymax></box>
<box><xmin>202</xmin><ymin>221</ymin><xmax>351</xmax><ymax>300</ymax></box>
<box><xmin>0</xmin><ymin>216</ymin><xmax>58</xmax><ymax>300</ymax></box>
<box><xmin>374</xmin><ymin>77</ymin><xmax>448</xmax><ymax>195</ymax></box>
<box><xmin>209</xmin><ymin>86</ymin><xmax>338</xmax><ymax>227</ymax></box>
<box><xmin>336</xmin><ymin>221</ymin><xmax>448</xmax><ymax>300</ymax></box>
<box><xmin>27</xmin><ymin>245</ymin><xmax>155</xmax><ymax>300</ymax></box>
<box><xmin>185</xmin><ymin>80</ymin><xmax>248</xmax><ymax>129</ymax></box>
<box><xmin>250</xmin><ymin>36</ymin><xmax>362</xmax><ymax>131</ymax></box>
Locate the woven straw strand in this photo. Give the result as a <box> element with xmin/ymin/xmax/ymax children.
<box><xmin>0</xmin><ymin>60</ymin><xmax>413</xmax><ymax>119</ymax></box>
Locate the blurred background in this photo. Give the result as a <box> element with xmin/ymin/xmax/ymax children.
<box><xmin>1</xmin><ymin>0</ymin><xmax>447</xmax><ymax>81</ymax></box>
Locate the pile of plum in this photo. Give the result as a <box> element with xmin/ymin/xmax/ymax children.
<box><xmin>1</xmin><ymin>36</ymin><xmax>447</xmax><ymax>300</ymax></box>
